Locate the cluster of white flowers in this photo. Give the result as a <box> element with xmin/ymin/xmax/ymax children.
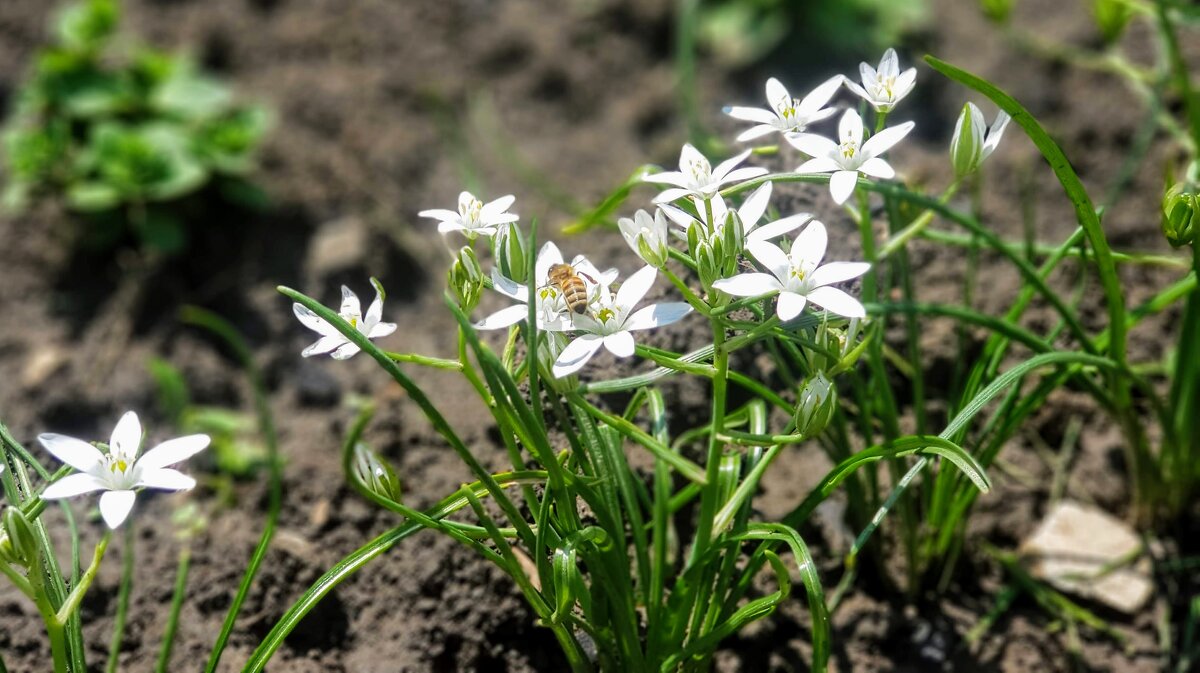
<box><xmin>290</xmin><ymin>48</ymin><xmax>1010</xmax><ymax>381</ymax></box>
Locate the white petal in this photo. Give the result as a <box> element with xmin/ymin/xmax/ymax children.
<box><xmin>368</xmin><ymin>322</ymin><xmax>397</xmax><ymax>338</ymax></box>
<box><xmin>476</xmin><ymin>305</ymin><xmax>530</xmax><ymax>330</ymax></box>
<box><xmin>38</xmin><ymin>434</ymin><xmax>105</xmax><ymax>473</ymax></box>
<box><xmin>860</xmin><ymin>61</ymin><xmax>879</xmax><ymax>86</ymax></box>
<box><xmin>110</xmin><ymin>412</ymin><xmax>142</xmax><ymax>460</ymax></box>
<box><xmin>747</xmin><ymin>241</ymin><xmax>791</xmax><ymax>280</ymax></box>
<box><xmin>725</xmin><ymin>106</ymin><xmax>777</xmax><ymax>124</ymax></box>
<box><xmin>807</xmin><ymin>286</ymin><xmax>867</xmax><ymax>318</ymax></box>
<box><xmin>879</xmin><ymin>49</ymin><xmax>899</xmax><ymax>77</ymax></box>
<box><xmin>838</xmin><ymin>109</ymin><xmax>864</xmax><ymax>145</ymax></box>
<box><xmin>364</xmin><ymin>287</ymin><xmax>384</xmax><ymax>332</ymax></box>
<box><xmin>99</xmin><ymin>490</ymin><xmax>137</xmax><ymax>529</ymax></box>
<box><xmin>302</xmin><ymin>335</ymin><xmax>347</xmax><ymax>357</ymax></box>
<box><xmin>862</xmin><ymin>121</ymin><xmax>915</xmax><ymax>158</ymax></box>
<box><xmin>796</xmin><ymin>156</ymin><xmax>843</xmax><ymax>174</ymax></box>
<box><xmin>711</xmin><ymin>273</ymin><xmax>782</xmax><ymax>298</ymax></box>
<box><xmin>615</xmin><ymin>266</ymin><xmax>657</xmax><ymax>311</ymax></box>
<box><xmin>491</xmin><ymin>269</ymin><xmax>529</xmax><ymax>302</ymax></box>
<box><xmin>792</xmin><ymin>220</ymin><xmax>828</xmax><ymax>267</ymax></box>
<box><xmin>711</xmin><ymin>149</ymin><xmax>754</xmax><ymax>183</ymax></box>
<box><xmin>796</xmin><ymin>75</ymin><xmax>844</xmax><ymax>116</ymax></box>
<box><xmin>331</xmin><ymin>342</ymin><xmax>362</xmax><ymax>360</ymax></box>
<box><xmin>679</xmin><ymin>143</ymin><xmax>707</xmax><ymax>175</ymax></box>
<box><xmin>339</xmin><ymin>286</ymin><xmax>361</xmax><ymax>320</ymax></box>
<box><xmin>765</xmin><ymin>77</ymin><xmax>790</xmax><ymax>112</ymax></box>
<box><xmin>481</xmin><ymin>195</ymin><xmax>516</xmax><ymax>219</ymax></box>
<box><xmin>292</xmin><ymin>304</ymin><xmax>336</xmax><ymax>336</ymax></box>
<box><xmin>138</xmin><ymin>435</ymin><xmax>210</xmax><ymax>470</ymax></box>
<box><xmin>717</xmin><ymin>167</ymin><xmax>768</xmax><ymax>187</ymax></box>
<box><xmin>660</xmin><ymin>203</ymin><xmax>697</xmax><ymax>230</ymax></box>
<box><xmin>553</xmin><ymin>335</ymin><xmax>604</xmax><ymax>378</ymax></box>
<box><xmin>535</xmin><ymin>241</ymin><xmax>564</xmax><ymax>285</ymax></box>
<box><xmin>418</xmin><ymin>208</ymin><xmax>458</xmax><ymax>221</ymax></box>
<box><xmin>981</xmin><ymin>111</ymin><xmax>1012</xmax><ymax>161</ymax></box>
<box><xmin>137</xmin><ymin>467</ymin><xmax>196</xmax><ymax>491</ymax></box>
<box><xmin>829</xmin><ymin>170</ymin><xmax>859</xmax><ymax>204</ymax></box>
<box><xmin>809</xmin><ymin>261</ymin><xmax>871</xmax><ymax>287</ymax></box>
<box><xmin>603</xmin><ymin>331</ymin><xmax>636</xmax><ymax>358</ymax></box>
<box><xmin>893</xmin><ymin>68</ymin><xmax>917</xmax><ymax>100</ymax></box>
<box><xmin>785</xmin><ymin>133</ymin><xmax>838</xmax><ymax>159</ymax></box>
<box><xmin>738</xmin><ymin>182</ymin><xmax>772</xmax><ymax>228</ymax></box>
<box><xmin>643</xmin><ymin>171</ymin><xmax>690</xmax><ymax>188</ymax></box>
<box><xmin>623</xmin><ymin>302</ymin><xmax>694</xmax><ymax>331</ymax></box>
<box><xmin>777</xmin><ymin>292</ymin><xmax>808</xmax><ymax>321</ymax></box>
<box><xmin>735</xmin><ymin>125</ymin><xmax>778</xmax><ymax>142</ymax></box>
<box><xmin>748</xmin><ymin>213</ymin><xmax>811</xmax><ymax>243</ymax></box>
<box><xmin>42</xmin><ymin>473</ymin><xmax>109</xmax><ymax>499</ymax></box>
<box><xmin>844</xmin><ymin>80</ymin><xmax>871</xmax><ymax>103</ymax></box>
<box><xmin>437</xmin><ymin>220</ymin><xmax>465</xmax><ymax>234</ymax></box>
<box><xmin>858</xmin><ymin>157</ymin><xmax>895</xmax><ymax>179</ymax></box>
<box><xmin>652</xmin><ymin>188</ymin><xmax>694</xmax><ymax>204</ymax></box>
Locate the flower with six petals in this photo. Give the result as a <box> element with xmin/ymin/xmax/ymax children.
<box><xmin>644</xmin><ymin>144</ymin><xmax>767</xmax><ymax>204</ymax></box>
<box><xmin>293</xmin><ymin>283</ymin><xmax>397</xmax><ymax>359</ymax></box>
<box><xmin>788</xmin><ymin>109</ymin><xmax>914</xmax><ymax>204</ymax></box>
<box><xmin>725</xmin><ymin>75</ymin><xmax>844</xmax><ymax>142</ymax></box>
<box><xmin>844</xmin><ymin>48</ymin><xmax>916</xmax><ymax>113</ymax></box>
<box><xmin>419</xmin><ymin>191</ymin><xmax>518</xmax><ymax>239</ymax></box>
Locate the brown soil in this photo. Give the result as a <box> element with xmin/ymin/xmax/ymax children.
<box><xmin>0</xmin><ymin>0</ymin><xmax>1193</xmax><ymax>671</ymax></box>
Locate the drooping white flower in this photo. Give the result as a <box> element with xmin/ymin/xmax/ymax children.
<box><xmin>949</xmin><ymin>102</ymin><xmax>1011</xmax><ymax>178</ymax></box>
<box><xmin>724</xmin><ymin>75</ymin><xmax>844</xmax><ymax>142</ymax></box>
<box><xmin>712</xmin><ymin>220</ymin><xmax>869</xmax><ymax>321</ymax></box>
<box><xmin>419</xmin><ymin>191</ymin><xmax>518</xmax><ymax>239</ymax></box>
<box><xmin>476</xmin><ymin>241</ymin><xmax>616</xmax><ymax>331</ymax></box>
<box><xmin>293</xmin><ymin>283</ymin><xmax>397</xmax><ymax>360</ymax></box>
<box><xmin>38</xmin><ymin>412</ymin><xmax>209</xmax><ymax>529</ymax></box>
<box><xmin>617</xmin><ymin>209</ymin><xmax>670</xmax><ymax>267</ymax></box>
<box><xmin>844</xmin><ymin>48</ymin><xmax>917</xmax><ymax>113</ymax></box>
<box><xmin>661</xmin><ymin>182</ymin><xmax>810</xmax><ymax>245</ymax></box>
<box><xmin>644</xmin><ymin>144</ymin><xmax>768</xmax><ymax>204</ymax></box>
<box><xmin>552</xmin><ymin>266</ymin><xmax>693</xmax><ymax>378</ymax></box>
<box><xmin>788</xmin><ymin>109</ymin><xmax>914</xmax><ymax>204</ymax></box>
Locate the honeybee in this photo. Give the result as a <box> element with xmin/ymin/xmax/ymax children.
<box><xmin>546</xmin><ymin>263</ymin><xmax>597</xmax><ymax>315</ymax></box>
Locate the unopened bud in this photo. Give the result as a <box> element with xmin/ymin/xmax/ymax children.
<box><xmin>353</xmin><ymin>442</ymin><xmax>403</xmax><ymax>503</ymax></box>
<box><xmin>795</xmin><ymin>372</ymin><xmax>837</xmax><ymax>438</ymax></box>
<box><xmin>1092</xmin><ymin>0</ymin><xmax>1131</xmax><ymax>43</ymax></box>
<box><xmin>950</xmin><ymin>103</ymin><xmax>1009</xmax><ymax>179</ymax></box>
<box><xmin>493</xmin><ymin>224</ymin><xmax>529</xmax><ymax>284</ymax></box>
<box><xmin>721</xmin><ymin>210</ymin><xmax>744</xmax><ymax>274</ymax></box>
<box><xmin>696</xmin><ymin>241</ymin><xmax>719</xmax><ymax>290</ymax></box>
<box><xmin>1162</xmin><ymin>182</ymin><xmax>1197</xmax><ymax>248</ymax></box>
<box><xmin>978</xmin><ymin>0</ymin><xmax>1013</xmax><ymax>23</ymax></box>
<box><xmin>1</xmin><ymin>507</ymin><xmax>38</xmax><ymax>567</ymax></box>
<box><xmin>618</xmin><ymin>209</ymin><xmax>669</xmax><ymax>268</ymax></box>
<box><xmin>449</xmin><ymin>246</ymin><xmax>485</xmax><ymax>311</ymax></box>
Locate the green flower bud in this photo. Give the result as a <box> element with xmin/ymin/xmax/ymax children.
<box><xmin>1162</xmin><ymin>182</ymin><xmax>1197</xmax><ymax>249</ymax></box>
<box><xmin>696</xmin><ymin>241</ymin><xmax>719</xmax><ymax>290</ymax></box>
<box><xmin>493</xmin><ymin>224</ymin><xmax>528</xmax><ymax>284</ymax></box>
<box><xmin>978</xmin><ymin>0</ymin><xmax>1013</xmax><ymax>23</ymax></box>
<box><xmin>795</xmin><ymin>372</ymin><xmax>837</xmax><ymax>438</ymax></box>
<box><xmin>353</xmin><ymin>442</ymin><xmax>403</xmax><ymax>503</ymax></box>
<box><xmin>1</xmin><ymin>507</ymin><xmax>39</xmax><ymax>568</ymax></box>
<box><xmin>448</xmin><ymin>245</ymin><xmax>485</xmax><ymax>311</ymax></box>
<box><xmin>686</xmin><ymin>219</ymin><xmax>702</xmax><ymax>259</ymax></box>
<box><xmin>1092</xmin><ymin>0</ymin><xmax>1131</xmax><ymax>43</ymax></box>
<box><xmin>721</xmin><ymin>210</ymin><xmax>744</xmax><ymax>275</ymax></box>
<box><xmin>950</xmin><ymin>103</ymin><xmax>982</xmax><ymax>179</ymax></box>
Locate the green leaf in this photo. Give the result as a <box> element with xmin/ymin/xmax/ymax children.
<box><xmin>56</xmin><ymin>0</ymin><xmax>119</xmax><ymax>51</ymax></box>
<box><xmin>66</xmin><ymin>181</ymin><xmax>121</xmax><ymax>211</ymax></box>
<box><xmin>562</xmin><ymin>164</ymin><xmax>657</xmax><ymax>235</ymax></box>
<box><xmin>153</xmin><ymin>69</ymin><xmax>233</xmax><ymax>119</ymax></box>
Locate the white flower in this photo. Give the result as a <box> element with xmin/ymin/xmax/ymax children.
<box><xmin>644</xmin><ymin>143</ymin><xmax>768</xmax><ymax>204</ymax></box>
<box><xmin>476</xmin><ymin>241</ymin><xmax>616</xmax><ymax>331</ymax></box>
<box><xmin>661</xmin><ymin>182</ymin><xmax>810</xmax><ymax>245</ymax></box>
<box><xmin>293</xmin><ymin>283</ymin><xmax>397</xmax><ymax>359</ymax></box>
<box><xmin>38</xmin><ymin>412</ymin><xmax>209</xmax><ymax>529</ymax></box>
<box><xmin>712</xmin><ymin>220</ymin><xmax>869</xmax><ymax>321</ymax></box>
<box><xmin>724</xmin><ymin>75</ymin><xmax>844</xmax><ymax>142</ymax></box>
<box><xmin>419</xmin><ymin>191</ymin><xmax>518</xmax><ymax>238</ymax></box>
<box><xmin>788</xmin><ymin>109</ymin><xmax>914</xmax><ymax>204</ymax></box>
<box><xmin>949</xmin><ymin>102</ymin><xmax>1011</xmax><ymax>178</ymax></box>
<box><xmin>844</xmin><ymin>48</ymin><xmax>917</xmax><ymax>113</ymax></box>
<box><xmin>552</xmin><ymin>266</ymin><xmax>693</xmax><ymax>378</ymax></box>
<box><xmin>617</xmin><ymin>209</ymin><xmax>670</xmax><ymax>267</ymax></box>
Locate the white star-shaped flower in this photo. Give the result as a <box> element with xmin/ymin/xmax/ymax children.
<box><xmin>617</xmin><ymin>209</ymin><xmax>670</xmax><ymax>267</ymax></box>
<box><xmin>844</xmin><ymin>48</ymin><xmax>917</xmax><ymax>113</ymax></box>
<box><xmin>787</xmin><ymin>109</ymin><xmax>914</xmax><ymax>204</ymax></box>
<box><xmin>660</xmin><ymin>182</ymin><xmax>811</xmax><ymax>245</ymax></box>
<box><xmin>644</xmin><ymin>143</ymin><xmax>768</xmax><ymax>204</ymax></box>
<box><xmin>39</xmin><ymin>412</ymin><xmax>209</xmax><ymax>529</ymax></box>
<box><xmin>552</xmin><ymin>266</ymin><xmax>693</xmax><ymax>378</ymax></box>
<box><xmin>293</xmin><ymin>282</ymin><xmax>397</xmax><ymax>359</ymax></box>
<box><xmin>476</xmin><ymin>241</ymin><xmax>615</xmax><ymax>331</ymax></box>
<box><xmin>712</xmin><ymin>220</ymin><xmax>869</xmax><ymax>321</ymax></box>
<box><xmin>724</xmin><ymin>75</ymin><xmax>844</xmax><ymax>142</ymax></box>
<box><xmin>419</xmin><ymin>191</ymin><xmax>518</xmax><ymax>239</ymax></box>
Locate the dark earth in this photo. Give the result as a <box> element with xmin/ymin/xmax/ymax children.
<box><xmin>0</xmin><ymin>0</ymin><xmax>1195</xmax><ymax>671</ymax></box>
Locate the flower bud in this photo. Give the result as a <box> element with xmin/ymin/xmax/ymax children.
<box><xmin>1162</xmin><ymin>182</ymin><xmax>1197</xmax><ymax>249</ymax></box>
<box><xmin>618</xmin><ymin>209</ymin><xmax>669</xmax><ymax>268</ymax></box>
<box><xmin>353</xmin><ymin>442</ymin><xmax>403</xmax><ymax>503</ymax></box>
<box><xmin>978</xmin><ymin>0</ymin><xmax>1013</xmax><ymax>23</ymax></box>
<box><xmin>1092</xmin><ymin>0</ymin><xmax>1131</xmax><ymax>43</ymax></box>
<box><xmin>794</xmin><ymin>372</ymin><xmax>837</xmax><ymax>438</ymax></box>
<box><xmin>538</xmin><ymin>332</ymin><xmax>577</xmax><ymax>392</ymax></box>
<box><xmin>721</xmin><ymin>210</ymin><xmax>745</xmax><ymax>274</ymax></box>
<box><xmin>493</xmin><ymin>224</ymin><xmax>529</xmax><ymax>284</ymax></box>
<box><xmin>448</xmin><ymin>245</ymin><xmax>485</xmax><ymax>311</ymax></box>
<box><xmin>696</xmin><ymin>241</ymin><xmax>719</xmax><ymax>290</ymax></box>
<box><xmin>950</xmin><ymin>102</ymin><xmax>1010</xmax><ymax>179</ymax></box>
<box><xmin>686</xmin><ymin>217</ymin><xmax>702</xmax><ymax>259</ymax></box>
<box><xmin>1</xmin><ymin>507</ymin><xmax>39</xmax><ymax>567</ymax></box>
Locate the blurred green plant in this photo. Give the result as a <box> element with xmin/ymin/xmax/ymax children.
<box><xmin>1</xmin><ymin>0</ymin><xmax>271</xmax><ymax>253</ymax></box>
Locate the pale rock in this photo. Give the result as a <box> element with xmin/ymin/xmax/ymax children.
<box><xmin>308</xmin><ymin>216</ymin><xmax>368</xmax><ymax>278</ymax></box>
<box><xmin>22</xmin><ymin>346</ymin><xmax>67</xmax><ymax>388</ymax></box>
<box><xmin>1020</xmin><ymin>500</ymin><xmax>1152</xmax><ymax>614</ymax></box>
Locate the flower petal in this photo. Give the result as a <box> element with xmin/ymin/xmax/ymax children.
<box><xmin>481</xmin><ymin>194</ymin><xmax>516</xmax><ymax>219</ymax></box>
<box><xmin>437</xmin><ymin>220</ymin><xmax>465</xmax><ymax>234</ymax></box>
<box><xmin>417</xmin><ymin>208</ymin><xmax>458</xmax><ymax>221</ymax></box>
<box><xmin>624</xmin><ymin>302</ymin><xmax>694</xmax><ymax>331</ymax></box>
<box><xmin>331</xmin><ymin>342</ymin><xmax>362</xmax><ymax>360</ymax></box>
<box><xmin>735</xmin><ymin>125</ymin><xmax>778</xmax><ymax>142</ymax></box>
<box><xmin>862</xmin><ymin>121</ymin><xmax>915</xmax><ymax>158</ymax></box>
<box><xmin>792</xmin><ymin>220</ymin><xmax>828</xmax><ymax>267</ymax></box>
<box><xmin>491</xmin><ymin>269</ymin><xmax>529</xmax><ymax>302</ymax></box>
<box><xmin>829</xmin><ymin>170</ymin><xmax>859</xmax><ymax>204</ymax></box>
<box><xmin>535</xmin><ymin>241</ymin><xmax>564</xmax><ymax>285</ymax></box>
<box><xmin>603</xmin><ymin>331</ymin><xmax>636</xmax><ymax>358</ymax></box>
<box><xmin>642</xmin><ymin>171</ymin><xmax>690</xmax><ymax>188</ymax></box>
<box><xmin>747</xmin><ymin>241</ymin><xmax>791</xmax><ymax>280</ymax></box>
<box><xmin>42</xmin><ymin>473</ymin><xmax>109</xmax><ymax>499</ymax></box>
<box><xmin>711</xmin><ymin>149</ymin><xmax>754</xmax><ymax>183</ymax></box>
<box><xmin>679</xmin><ymin>143</ymin><xmax>707</xmax><ymax>175</ymax></box>
<box><xmin>476</xmin><ymin>304</ymin><xmax>530</xmax><ymax>330</ymax></box>
<box><xmin>38</xmin><ymin>434</ymin><xmax>105</xmax><ymax>473</ymax></box>
<box><xmin>844</xmin><ymin>80</ymin><xmax>871</xmax><ymax>103</ymax></box>
<box><xmin>747</xmin><ymin>213</ymin><xmax>811</xmax><ymax>243</ymax></box>
<box><xmin>293</xmin><ymin>304</ymin><xmax>336</xmax><ymax>336</ymax></box>
<box><xmin>369</xmin><ymin>322</ymin><xmax>397</xmax><ymax>338</ymax></box>
<box><xmin>777</xmin><ymin>292</ymin><xmax>808</xmax><ymax>321</ymax></box>
<box><xmin>138</xmin><ymin>435</ymin><xmax>210</xmax><ymax>470</ymax></box>
<box><xmin>364</xmin><ymin>286</ymin><xmax>385</xmax><ymax>332</ymax></box>
<box><xmin>339</xmin><ymin>286</ymin><xmax>361</xmax><ymax>320</ymax></box>
<box><xmin>552</xmin><ymin>335</ymin><xmax>604</xmax><ymax>378</ymax></box>
<box><xmin>879</xmin><ymin>49</ymin><xmax>899</xmax><ymax>77</ymax></box>
<box><xmin>786</xmin><ymin>133</ymin><xmax>838</xmax><ymax>160</ymax></box>
<box><xmin>765</xmin><ymin>77</ymin><xmax>790</xmax><ymax>112</ymax></box>
<box><xmin>809</xmin><ymin>261</ymin><xmax>871</xmax><ymax>287</ymax></box>
<box><xmin>838</xmin><ymin>109</ymin><xmax>864</xmax><ymax>145</ymax></box>
<box><xmin>718</xmin><ymin>166</ymin><xmax>769</xmax><ymax>186</ymax></box>
<box><xmin>981</xmin><ymin>111</ymin><xmax>1012</xmax><ymax>161</ymax></box>
<box><xmin>302</xmin><ymin>335</ymin><xmax>347</xmax><ymax>357</ymax></box>
<box><xmin>796</xmin><ymin>156</ymin><xmax>843</xmax><ymax>174</ymax></box>
<box><xmin>99</xmin><ymin>490</ymin><xmax>137</xmax><ymax>529</ymax></box>
<box><xmin>796</xmin><ymin>75</ymin><xmax>844</xmax><ymax>116</ymax></box>
<box><xmin>725</xmin><ymin>106</ymin><xmax>777</xmax><ymax>124</ymax></box>
<box><xmin>615</xmin><ymin>266</ymin><xmax>657</xmax><ymax>311</ymax></box>
<box><xmin>738</xmin><ymin>182</ymin><xmax>772</xmax><ymax>229</ymax></box>
<box><xmin>858</xmin><ymin>157</ymin><xmax>895</xmax><ymax>179</ymax></box>
<box><xmin>711</xmin><ymin>273</ymin><xmax>782</xmax><ymax>298</ymax></box>
<box><xmin>651</xmin><ymin>188</ymin><xmax>694</xmax><ymax>204</ymax></box>
<box><xmin>807</xmin><ymin>286</ymin><xmax>867</xmax><ymax>318</ymax></box>
<box><xmin>110</xmin><ymin>412</ymin><xmax>142</xmax><ymax>460</ymax></box>
<box><xmin>137</xmin><ymin>467</ymin><xmax>196</xmax><ymax>491</ymax></box>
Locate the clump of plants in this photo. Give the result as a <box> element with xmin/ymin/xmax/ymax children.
<box><xmin>1</xmin><ymin>0</ymin><xmax>270</xmax><ymax>252</ymax></box>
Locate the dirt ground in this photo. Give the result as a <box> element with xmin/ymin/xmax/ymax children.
<box><xmin>0</xmin><ymin>0</ymin><xmax>1193</xmax><ymax>671</ymax></box>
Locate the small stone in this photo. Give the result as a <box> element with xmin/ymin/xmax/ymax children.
<box><xmin>1020</xmin><ymin>500</ymin><xmax>1152</xmax><ymax>614</ymax></box>
<box><xmin>307</xmin><ymin>216</ymin><xmax>368</xmax><ymax>279</ymax></box>
<box><xmin>22</xmin><ymin>346</ymin><xmax>67</xmax><ymax>388</ymax></box>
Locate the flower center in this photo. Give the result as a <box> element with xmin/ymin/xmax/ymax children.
<box><xmin>839</xmin><ymin>139</ymin><xmax>858</xmax><ymax>160</ymax></box>
<box><xmin>873</xmin><ymin>75</ymin><xmax>896</xmax><ymax>100</ymax></box>
<box><xmin>595</xmin><ymin>307</ymin><xmax>616</xmax><ymax>325</ymax></box>
<box><xmin>459</xmin><ymin>197</ymin><xmax>483</xmax><ymax>225</ymax></box>
<box><xmin>688</xmin><ymin>157</ymin><xmax>711</xmax><ymax>183</ymax></box>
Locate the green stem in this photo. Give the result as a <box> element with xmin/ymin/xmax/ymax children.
<box><xmin>105</xmin><ymin>524</ymin><xmax>134</xmax><ymax>673</ymax></box>
<box><xmin>688</xmin><ymin>322</ymin><xmax>728</xmax><ymax>566</ymax></box>
<box><xmin>382</xmin><ymin>351</ymin><xmax>464</xmax><ymax>371</ymax></box>
<box><xmin>155</xmin><ymin>545</ymin><xmax>190</xmax><ymax>673</ymax></box>
<box><xmin>55</xmin><ymin>533</ymin><xmax>111</xmax><ymax>626</ymax></box>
